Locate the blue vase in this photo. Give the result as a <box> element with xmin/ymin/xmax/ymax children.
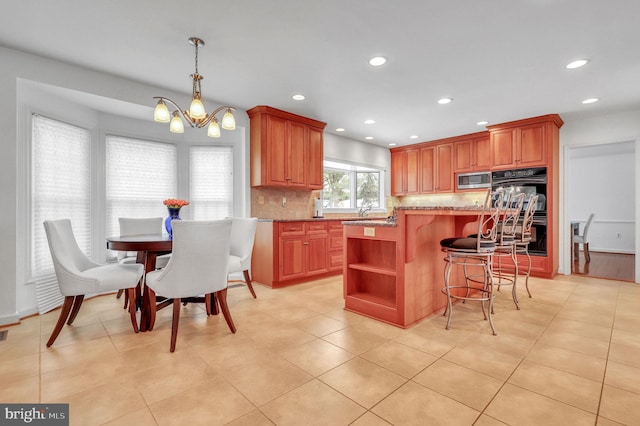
<box><xmin>165</xmin><ymin>207</ymin><xmax>182</xmax><ymax>238</ymax></box>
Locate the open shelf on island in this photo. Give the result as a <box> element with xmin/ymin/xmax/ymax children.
<box><xmin>347</xmin><ymin>263</ymin><xmax>396</xmax><ymax>276</ymax></box>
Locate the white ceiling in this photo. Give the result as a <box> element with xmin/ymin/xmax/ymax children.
<box><xmin>2</xmin><ymin>0</ymin><xmax>640</xmax><ymax>147</ymax></box>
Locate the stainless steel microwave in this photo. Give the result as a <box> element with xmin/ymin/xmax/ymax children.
<box><xmin>456</xmin><ymin>171</ymin><xmax>491</xmax><ymax>190</ymax></box>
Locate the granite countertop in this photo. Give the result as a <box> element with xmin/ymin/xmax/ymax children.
<box><xmin>396</xmin><ymin>205</ymin><xmax>483</xmax><ymax>211</ymax></box>
<box><xmin>258</xmin><ymin>217</ymin><xmax>385</xmax><ymax>223</ymax></box>
<box><xmin>343</xmin><ymin>219</ymin><xmax>396</xmax><ymax>227</ymax></box>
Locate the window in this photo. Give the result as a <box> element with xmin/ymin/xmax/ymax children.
<box><xmin>323</xmin><ymin>160</ymin><xmax>382</xmax><ymax>210</ymax></box>
<box><xmin>190</xmin><ymin>146</ymin><xmax>234</xmax><ymax>219</ymax></box>
<box><xmin>31</xmin><ymin>114</ymin><xmax>91</xmax><ymax>278</ymax></box>
<box><xmin>105</xmin><ymin>135</ymin><xmax>177</xmax><ymax>238</ymax></box>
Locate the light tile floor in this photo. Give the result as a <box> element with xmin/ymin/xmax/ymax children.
<box><xmin>2</xmin><ymin>274</ymin><xmax>640</xmax><ymax>425</ymax></box>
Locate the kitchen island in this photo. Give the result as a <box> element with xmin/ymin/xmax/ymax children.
<box><xmin>343</xmin><ymin>207</ymin><xmax>482</xmax><ymax>328</ymax></box>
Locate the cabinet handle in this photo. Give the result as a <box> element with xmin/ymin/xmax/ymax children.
<box><xmin>303</xmin><ymin>242</ymin><xmax>309</xmax><ymax>245</ymax></box>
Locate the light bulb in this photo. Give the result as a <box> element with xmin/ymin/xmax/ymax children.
<box><xmin>189</xmin><ymin>97</ymin><xmax>206</xmax><ymax>120</ymax></box>
<box><xmin>154</xmin><ymin>100</ymin><xmax>170</xmax><ymax>123</ymax></box>
<box><xmin>221</xmin><ymin>108</ymin><xmax>236</xmax><ymax>130</ymax></box>
<box><xmin>170</xmin><ymin>112</ymin><xmax>184</xmax><ymax>133</ymax></box>
<box><xmin>207</xmin><ymin>119</ymin><xmax>221</xmax><ymax>137</ymax></box>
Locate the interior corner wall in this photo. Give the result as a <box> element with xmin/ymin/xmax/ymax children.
<box><xmin>0</xmin><ymin>48</ymin><xmax>20</xmax><ymax>325</ymax></box>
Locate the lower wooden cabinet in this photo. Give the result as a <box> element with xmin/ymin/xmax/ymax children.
<box><xmin>252</xmin><ymin>220</ymin><xmax>345</xmax><ymax>287</ymax></box>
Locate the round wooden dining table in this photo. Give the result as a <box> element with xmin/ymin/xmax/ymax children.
<box><xmin>106</xmin><ymin>234</ymin><xmax>172</xmax><ymax>331</ymax></box>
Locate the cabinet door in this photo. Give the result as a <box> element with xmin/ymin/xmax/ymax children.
<box><xmin>279</xmin><ymin>237</ymin><xmax>305</xmax><ymax>280</ymax></box>
<box><xmin>287</xmin><ymin>121</ymin><xmax>307</xmax><ymax>187</ymax></box>
<box><xmin>267</xmin><ymin>115</ymin><xmax>288</xmax><ymax>186</ymax></box>
<box><xmin>454</xmin><ymin>139</ymin><xmax>473</xmax><ymax>172</ymax></box>
<box><xmin>406</xmin><ymin>148</ymin><xmax>420</xmax><ymax>194</ymax></box>
<box><xmin>491</xmin><ymin>128</ymin><xmax>517</xmax><ymax>169</ymax></box>
<box><xmin>518</xmin><ymin>123</ymin><xmax>546</xmax><ymax>166</ymax></box>
<box><xmin>474</xmin><ymin>137</ymin><xmax>491</xmax><ymax>170</ymax></box>
<box><xmin>307</xmin><ymin>126</ymin><xmax>324</xmax><ymax>189</ymax></box>
<box><xmin>436</xmin><ymin>143</ymin><xmax>454</xmax><ymax>192</ymax></box>
<box><xmin>390</xmin><ymin>151</ymin><xmax>406</xmax><ymax>195</ymax></box>
<box><xmin>306</xmin><ymin>234</ymin><xmax>328</xmax><ymax>275</ymax></box>
<box><xmin>420</xmin><ymin>146</ymin><xmax>435</xmax><ymax>193</ymax></box>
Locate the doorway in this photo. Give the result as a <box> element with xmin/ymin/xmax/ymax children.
<box><xmin>567</xmin><ymin>141</ymin><xmax>636</xmax><ymax>282</ymax></box>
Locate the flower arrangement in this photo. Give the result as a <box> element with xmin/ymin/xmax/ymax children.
<box><xmin>163</xmin><ymin>199</ymin><xmax>189</xmax><ymax>209</ymax></box>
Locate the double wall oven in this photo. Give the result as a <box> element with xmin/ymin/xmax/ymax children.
<box><xmin>491</xmin><ymin>167</ymin><xmax>548</xmax><ymax>256</ymax></box>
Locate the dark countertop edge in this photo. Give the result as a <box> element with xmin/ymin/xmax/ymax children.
<box><xmin>258</xmin><ymin>217</ymin><xmax>386</xmax><ymax>223</ymax></box>
<box><xmin>343</xmin><ymin>220</ymin><xmax>397</xmax><ymax>227</ymax></box>
<box><xmin>397</xmin><ymin>206</ymin><xmax>483</xmax><ymax>211</ymax></box>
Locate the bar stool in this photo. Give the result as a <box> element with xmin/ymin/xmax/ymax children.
<box><xmin>440</xmin><ymin>189</ymin><xmax>503</xmax><ymax>335</ymax></box>
<box><xmin>493</xmin><ymin>192</ymin><xmax>525</xmax><ymax>309</ymax></box>
<box><xmin>514</xmin><ymin>194</ymin><xmax>539</xmax><ymax>298</ymax></box>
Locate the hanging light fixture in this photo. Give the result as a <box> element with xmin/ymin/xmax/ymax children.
<box><xmin>153</xmin><ymin>37</ymin><xmax>236</xmax><ymax>137</ymax></box>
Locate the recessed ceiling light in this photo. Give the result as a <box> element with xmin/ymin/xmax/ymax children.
<box><xmin>438</xmin><ymin>98</ymin><xmax>453</xmax><ymax>104</ymax></box>
<box><xmin>364</xmin><ymin>119</ymin><xmax>376</xmax><ymax>124</ymax></box>
<box><xmin>566</xmin><ymin>59</ymin><xmax>590</xmax><ymax>69</ymax></box>
<box><xmin>582</xmin><ymin>98</ymin><xmax>599</xmax><ymax>104</ymax></box>
<box><xmin>389</xmin><ymin>143</ymin><xmax>397</xmax><ymax>147</ymax></box>
<box><xmin>369</xmin><ymin>56</ymin><xmax>387</xmax><ymax>66</ymax></box>
<box><xmin>292</xmin><ymin>94</ymin><xmax>305</xmax><ymax>101</ymax></box>
<box><xmin>365</xmin><ymin>136</ymin><xmax>374</xmax><ymax>140</ymax></box>
<box><xmin>477</xmin><ymin>120</ymin><xmax>489</xmax><ymax>126</ymax></box>
<box><xmin>335</xmin><ymin>128</ymin><xmax>345</xmax><ymax>132</ymax></box>
<box><xmin>410</xmin><ymin>135</ymin><xmax>419</xmax><ymax>139</ymax></box>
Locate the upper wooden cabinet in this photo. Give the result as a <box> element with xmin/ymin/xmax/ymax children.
<box><xmin>390</xmin><ymin>149</ymin><xmax>420</xmax><ymax>195</ymax></box>
<box><xmin>248</xmin><ymin>106</ymin><xmax>326</xmax><ymax>189</ymax></box>
<box><xmin>454</xmin><ymin>134</ymin><xmax>490</xmax><ymax>172</ymax></box>
<box><xmin>421</xmin><ymin>143</ymin><xmax>454</xmax><ymax>193</ymax></box>
<box><xmin>488</xmin><ymin>115</ymin><xmax>563</xmax><ymax>170</ymax></box>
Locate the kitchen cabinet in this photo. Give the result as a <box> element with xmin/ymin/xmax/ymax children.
<box><xmin>390</xmin><ymin>148</ymin><xmax>419</xmax><ymax>195</ymax></box>
<box><xmin>489</xmin><ymin>121</ymin><xmax>549</xmax><ymax>169</ymax></box>
<box><xmin>253</xmin><ymin>219</ymin><xmax>346</xmax><ymax>288</ymax></box>
<box><xmin>391</xmin><ymin>143</ymin><xmax>452</xmax><ymax>195</ymax></box>
<box><xmin>454</xmin><ymin>134</ymin><xmax>490</xmax><ymax>172</ymax></box>
<box><xmin>327</xmin><ymin>221</ymin><xmax>344</xmax><ymax>271</ymax></box>
<box><xmin>488</xmin><ymin>114</ymin><xmax>563</xmax><ymax>278</ymax></box>
<box><xmin>421</xmin><ymin>143</ymin><xmax>454</xmax><ymax>193</ymax></box>
<box><xmin>248</xmin><ymin>105</ymin><xmax>326</xmax><ymax>189</ymax></box>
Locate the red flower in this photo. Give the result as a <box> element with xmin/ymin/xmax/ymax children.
<box><xmin>163</xmin><ymin>199</ymin><xmax>189</xmax><ymax>208</ymax></box>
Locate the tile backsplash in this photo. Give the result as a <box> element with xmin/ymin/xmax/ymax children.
<box><xmin>251</xmin><ymin>188</ymin><xmax>321</xmax><ymax>219</ymax></box>
<box><xmin>251</xmin><ymin>187</ymin><xmax>488</xmax><ymax>219</ymax></box>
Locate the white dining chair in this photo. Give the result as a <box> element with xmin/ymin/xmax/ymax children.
<box><xmin>573</xmin><ymin>213</ymin><xmax>595</xmax><ymax>262</ymax></box>
<box><xmin>145</xmin><ymin>219</ymin><xmax>235</xmax><ymax>352</ymax></box>
<box><xmin>43</xmin><ymin>219</ymin><xmax>143</xmax><ymax>347</ymax></box>
<box><xmin>116</xmin><ymin>217</ymin><xmax>170</xmax><ymax>305</ymax></box>
<box><xmin>117</xmin><ymin>217</ymin><xmax>170</xmax><ymax>268</ymax></box>
<box><xmin>228</xmin><ymin>217</ymin><xmax>259</xmax><ymax>298</ymax></box>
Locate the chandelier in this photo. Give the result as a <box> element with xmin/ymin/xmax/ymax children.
<box><xmin>153</xmin><ymin>37</ymin><xmax>236</xmax><ymax>137</ymax></box>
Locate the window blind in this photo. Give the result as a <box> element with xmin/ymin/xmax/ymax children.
<box><xmin>31</xmin><ymin>114</ymin><xmax>91</xmax><ymax>313</ymax></box>
<box><xmin>105</xmin><ymin>135</ymin><xmax>177</xmax><ymax>238</ymax></box>
<box><xmin>190</xmin><ymin>146</ymin><xmax>234</xmax><ymax>219</ymax></box>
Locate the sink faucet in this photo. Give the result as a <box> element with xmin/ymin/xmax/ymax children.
<box><xmin>358</xmin><ymin>206</ymin><xmax>372</xmax><ymax>217</ymax></box>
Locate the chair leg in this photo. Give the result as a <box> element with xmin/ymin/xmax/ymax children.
<box><xmin>144</xmin><ymin>287</ymin><xmax>157</xmax><ymax>332</ymax></box>
<box><xmin>170</xmin><ymin>298</ymin><xmax>181</xmax><ymax>352</ymax></box>
<box><xmin>66</xmin><ymin>295</ymin><xmax>85</xmax><ymax>325</ymax></box>
<box><xmin>584</xmin><ymin>243</ymin><xmax>591</xmax><ymax>262</ymax></box>
<box><xmin>127</xmin><ymin>288</ymin><xmax>139</xmax><ymax>333</ymax></box>
<box><xmin>243</xmin><ymin>270</ymin><xmax>257</xmax><ymax>298</ymax></box>
<box><xmin>216</xmin><ymin>288</ymin><xmax>236</xmax><ymax>334</ymax></box>
<box><xmin>116</xmin><ymin>289</ymin><xmax>124</xmax><ymax>299</ymax></box>
<box><xmin>46</xmin><ymin>296</ymin><xmax>75</xmax><ymax>347</ymax></box>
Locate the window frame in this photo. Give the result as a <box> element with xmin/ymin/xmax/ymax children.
<box><xmin>322</xmin><ymin>158</ymin><xmax>386</xmax><ymax>214</ymax></box>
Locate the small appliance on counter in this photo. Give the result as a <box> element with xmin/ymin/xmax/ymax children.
<box><xmin>313</xmin><ymin>198</ymin><xmax>324</xmax><ymax>218</ymax></box>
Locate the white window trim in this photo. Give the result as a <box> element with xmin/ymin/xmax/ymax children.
<box><xmin>322</xmin><ymin>157</ymin><xmax>386</xmax><ymax>214</ymax></box>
